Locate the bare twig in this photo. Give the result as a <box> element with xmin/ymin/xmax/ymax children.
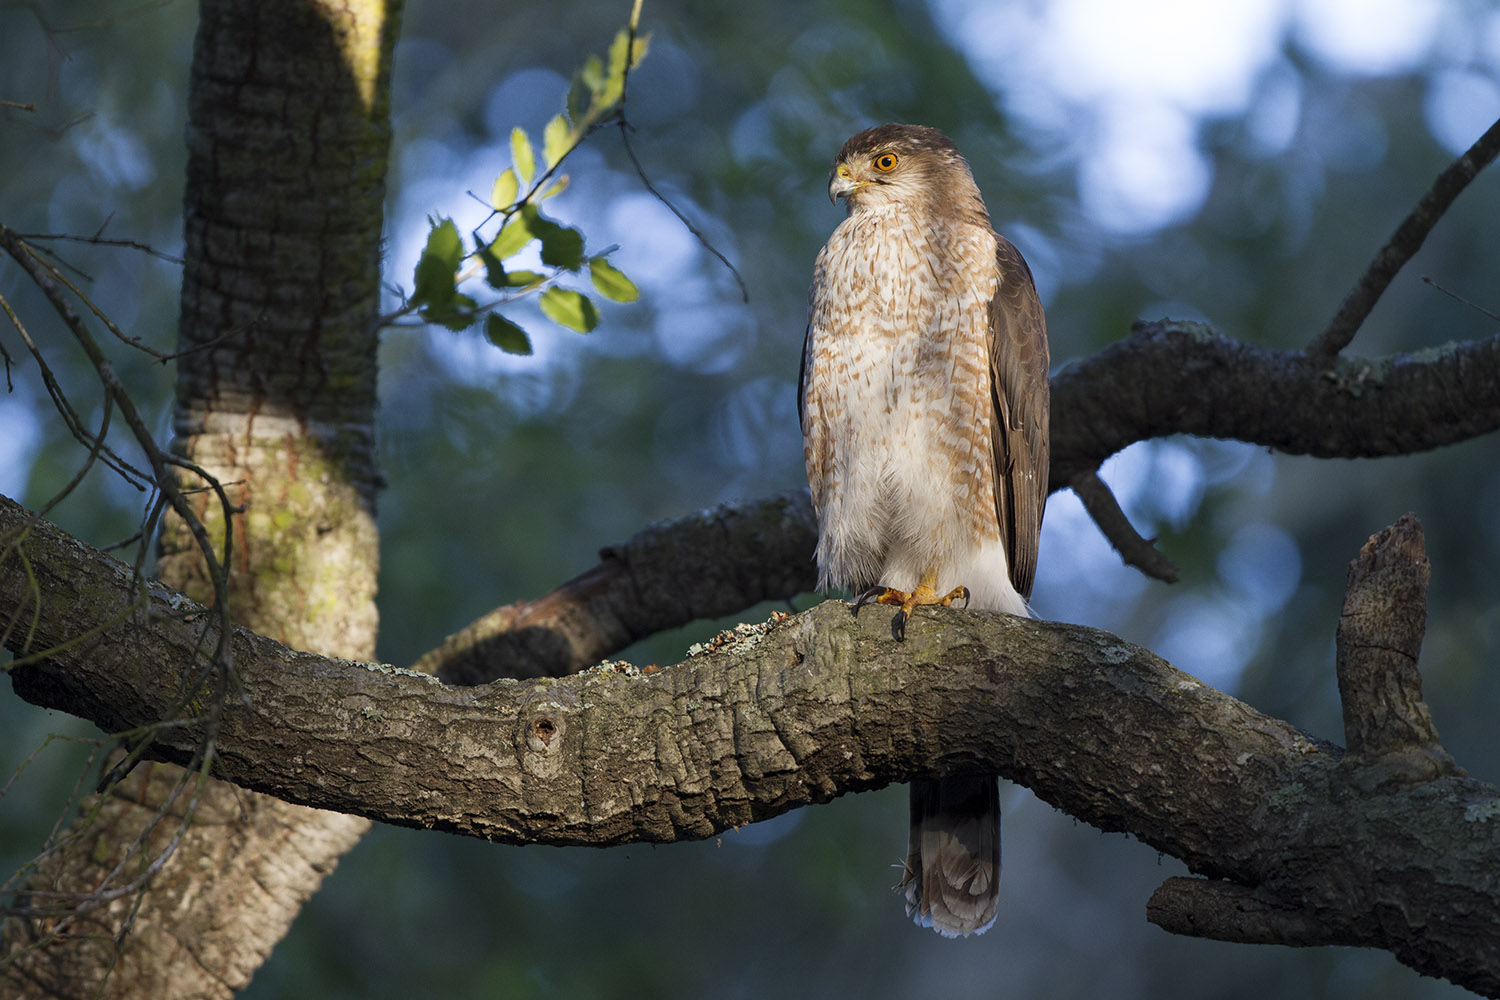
<box><xmin>20</xmin><ymin>231</ymin><xmax>184</xmax><ymax>266</ymax></box>
<box><xmin>616</xmin><ymin>124</ymin><xmax>750</xmax><ymax>303</ymax></box>
<box><xmin>1068</xmin><ymin>468</ymin><xmax>1179</xmax><ymax>583</ymax></box>
<box><xmin>0</xmin><ymin>286</ymin><xmax>153</xmax><ymax>491</ymax></box>
<box><xmin>1307</xmin><ymin>116</ymin><xmax>1500</xmax><ymax>362</ymax></box>
<box><xmin>614</xmin><ymin>0</ymin><xmax>746</xmax><ymax>300</ymax></box>
<box><xmin>23</xmin><ymin>243</ymin><xmax>173</xmax><ymax>361</ymax></box>
<box><xmin>0</xmin><ymin>327</ymin><xmax>14</xmax><ymax>390</ymax></box>
<box><xmin>0</xmin><ymin>224</ymin><xmax>239</xmax><ymax>679</ymax></box>
<box><xmin>1421</xmin><ymin>274</ymin><xmax>1500</xmax><ymax>324</ymax></box>
<box><xmin>33</xmin><ymin>0</ymin><xmax>176</xmax><ymax>36</ymax></box>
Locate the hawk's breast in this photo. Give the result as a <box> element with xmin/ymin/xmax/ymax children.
<box><xmin>802</xmin><ymin>206</ymin><xmax>1009</xmax><ymax>601</ymax></box>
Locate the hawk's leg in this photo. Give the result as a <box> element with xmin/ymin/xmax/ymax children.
<box><xmin>852</xmin><ymin>569</ymin><xmax>970</xmax><ymax>641</ymax></box>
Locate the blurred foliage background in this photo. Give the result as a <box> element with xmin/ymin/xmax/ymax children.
<box><xmin>3</xmin><ymin>0</ymin><xmax>1499</xmax><ymax>997</ymax></box>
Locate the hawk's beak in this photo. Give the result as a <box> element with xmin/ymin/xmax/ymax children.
<box><xmin>828</xmin><ymin>163</ymin><xmax>859</xmax><ymax>203</ymax></box>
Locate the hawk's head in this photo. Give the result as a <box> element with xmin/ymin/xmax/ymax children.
<box><xmin>827</xmin><ymin>123</ymin><xmax>979</xmax><ymax>215</ymax></box>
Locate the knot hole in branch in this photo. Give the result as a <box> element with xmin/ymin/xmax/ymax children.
<box><xmin>527</xmin><ymin>714</ymin><xmax>562</xmax><ymax>751</ymax></box>
<box><xmin>519</xmin><ymin>700</ymin><xmax>571</xmax><ymax>779</ymax></box>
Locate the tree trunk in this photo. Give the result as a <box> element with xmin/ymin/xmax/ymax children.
<box><xmin>1</xmin><ymin>1</ymin><xmax>399</xmax><ymax>996</ymax></box>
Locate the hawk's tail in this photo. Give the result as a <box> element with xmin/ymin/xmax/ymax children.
<box><xmin>901</xmin><ymin>775</ymin><xmax>1001</xmax><ymax>937</ymax></box>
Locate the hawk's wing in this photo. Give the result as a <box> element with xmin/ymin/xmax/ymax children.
<box><xmin>797</xmin><ymin>314</ymin><xmax>830</xmax><ymax>516</ymax></box>
<box><xmin>987</xmin><ymin>236</ymin><xmax>1050</xmax><ymax>600</ymax></box>
<box><xmin>797</xmin><ymin>321</ymin><xmax>810</xmax><ymax>433</ymax></box>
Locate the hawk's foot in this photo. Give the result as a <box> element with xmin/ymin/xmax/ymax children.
<box><xmin>850</xmin><ymin>574</ymin><xmax>970</xmax><ymax>641</ymax></box>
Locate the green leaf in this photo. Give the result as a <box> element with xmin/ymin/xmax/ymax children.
<box><xmin>485</xmin><ymin>314</ymin><xmax>533</xmax><ymax>355</ymax></box>
<box><xmin>479</xmin><ymin>244</ymin><xmax>507</xmax><ymax>288</ymax></box>
<box><xmin>543</xmin><ymin>114</ymin><xmax>572</xmax><ymax>170</ymax></box>
<box><xmin>539</xmin><ymin>287</ymin><xmax>598</xmax><ymax>332</ymax></box>
<box><xmin>490</xmin><ymin>168</ymin><xmax>518</xmax><ymax>210</ymax></box>
<box><xmin>412</xmin><ymin>218</ymin><xmax>464</xmax><ymax>308</ymax></box>
<box><xmin>426</xmin><ymin>292</ymin><xmax>478</xmax><ymax>331</ymax></box>
<box><xmin>490</xmin><ymin>211</ymin><xmax>534</xmax><ymax>259</ymax></box>
<box><xmin>502</xmin><ymin>269</ymin><xmax>546</xmax><ymax>288</ymax></box>
<box><xmin>519</xmin><ymin>206</ymin><xmax>582</xmax><ymax>269</ymax></box>
<box><xmin>425</xmin><ymin>218</ymin><xmax>465</xmax><ymax>262</ymax></box>
<box><xmin>510</xmin><ymin>127</ymin><xmax>536</xmax><ymax>187</ymax></box>
<box><xmin>588</xmin><ymin>256</ymin><xmax>640</xmax><ymax>302</ymax></box>
<box><xmin>580</xmin><ymin>54</ymin><xmax>604</xmax><ymax>97</ymax></box>
<box><xmin>600</xmin><ymin>31</ymin><xmax>629</xmax><ymax>108</ymax></box>
<box><xmin>538</xmin><ymin>175</ymin><xmax>570</xmax><ymax>200</ymax></box>
<box><xmin>600</xmin><ymin>29</ymin><xmax>650</xmax><ymax>109</ymax></box>
<box><xmin>537</xmin><ymin>220</ymin><xmax>585</xmax><ymax>271</ymax></box>
<box><xmin>566</xmin><ymin>73</ymin><xmax>590</xmax><ymax>124</ymax></box>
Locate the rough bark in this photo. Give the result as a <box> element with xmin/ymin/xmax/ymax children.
<box><xmin>1048</xmin><ymin>320</ymin><xmax>1500</xmax><ymax>490</ymax></box>
<box><xmin>0</xmin><ymin>1</ymin><xmax>399</xmax><ymax>997</ymax></box>
<box><xmin>4</xmin><ymin>497</ymin><xmax>1497</xmax><ymax>995</ymax></box>
<box><xmin>1335</xmin><ymin>514</ymin><xmax>1442</xmax><ymax>756</ymax></box>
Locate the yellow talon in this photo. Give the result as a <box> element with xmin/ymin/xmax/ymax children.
<box><xmin>852</xmin><ymin>571</ymin><xmax>971</xmax><ymax>641</ymax></box>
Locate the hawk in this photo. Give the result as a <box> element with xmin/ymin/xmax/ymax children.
<box><xmin>799</xmin><ymin>124</ymin><xmax>1050</xmax><ymax>937</ymax></box>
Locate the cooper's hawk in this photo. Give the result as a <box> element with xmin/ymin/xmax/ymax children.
<box><xmin>799</xmin><ymin>124</ymin><xmax>1050</xmax><ymax>937</ymax></box>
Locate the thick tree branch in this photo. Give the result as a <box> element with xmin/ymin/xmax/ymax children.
<box><xmin>1147</xmin><ymin>877</ymin><xmax>1360</xmax><ymax>947</ymax></box>
<box><xmin>1048</xmin><ymin>320</ymin><xmax>1500</xmax><ymax>489</ymax></box>
<box><xmin>4</xmin><ymin>495</ymin><xmax>1498</xmax><ymax>995</ymax></box>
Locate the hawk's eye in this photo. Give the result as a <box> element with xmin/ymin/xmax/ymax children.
<box><xmin>872</xmin><ymin>153</ymin><xmax>899</xmax><ymax>172</ymax></box>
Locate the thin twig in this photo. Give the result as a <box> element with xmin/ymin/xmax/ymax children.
<box><xmin>0</xmin><ymin>225</ymin><xmax>238</xmax><ymax>676</ymax></box>
<box><xmin>25</xmin><ymin>245</ymin><xmax>172</xmax><ymax>361</ymax></box>
<box><xmin>1421</xmin><ymin>275</ymin><xmax>1500</xmax><ymax>324</ymax></box>
<box><xmin>611</xmin><ymin>0</ymin><xmax>746</xmax><ymax>301</ymax></box>
<box><xmin>155</xmin><ymin>316</ymin><xmax>257</xmax><ymax>363</ymax></box>
<box><xmin>20</xmin><ymin>231</ymin><xmax>184</xmax><ymax>265</ymax></box>
<box><xmin>1070</xmin><ymin>468</ymin><xmax>1179</xmax><ymax>584</ymax></box>
<box><xmin>0</xmin><ymin>332</ymin><xmax>14</xmax><ymax>390</ymax></box>
<box><xmin>1307</xmin><ymin>116</ymin><xmax>1500</xmax><ymax>362</ymax></box>
<box><xmin>0</xmin><ymin>287</ymin><xmax>152</xmax><ymax>489</ymax></box>
<box><xmin>617</xmin><ymin>123</ymin><xmax>749</xmax><ymax>303</ymax></box>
